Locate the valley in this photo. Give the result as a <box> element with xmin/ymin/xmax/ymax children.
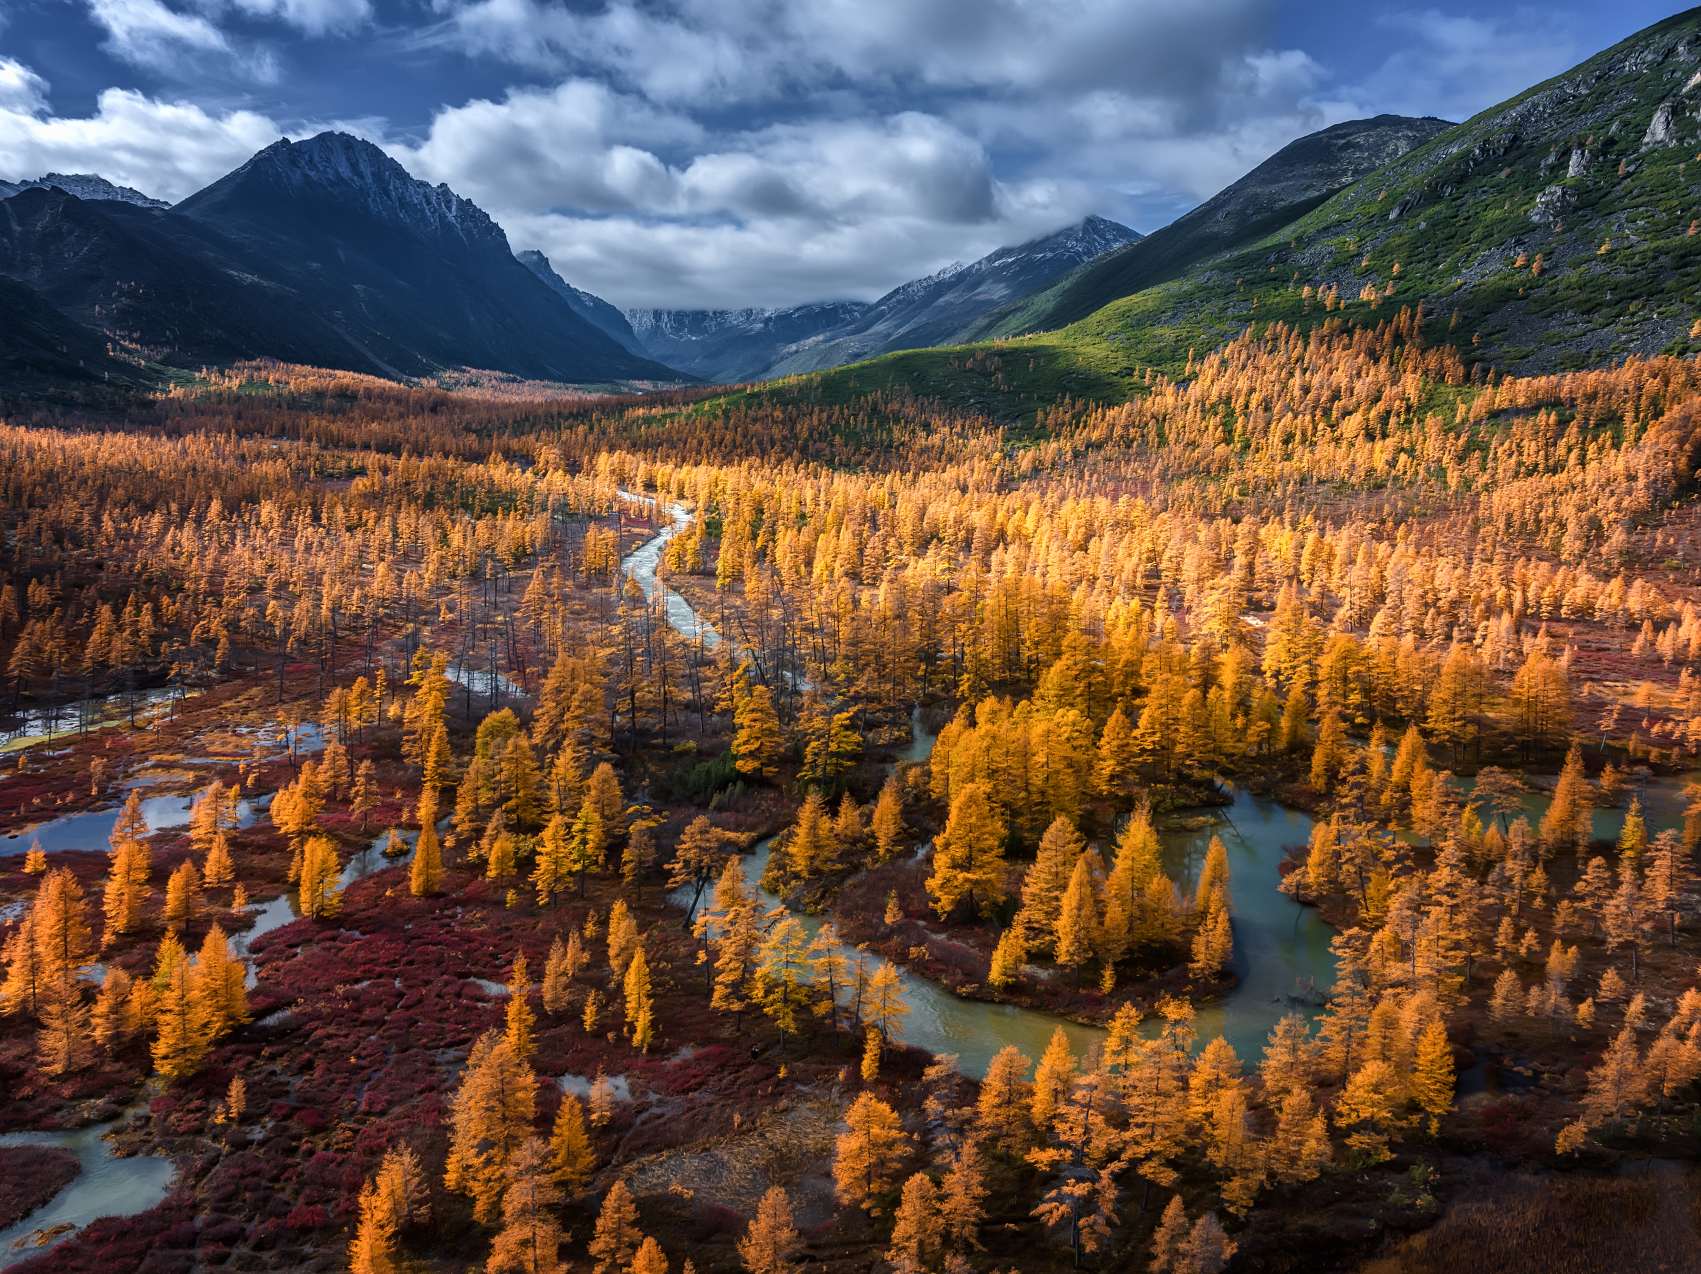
<box><xmin>9</xmin><ymin>9</ymin><xmax>1701</xmax><ymax>1274</ymax></box>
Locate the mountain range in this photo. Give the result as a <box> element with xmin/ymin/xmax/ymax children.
<box><xmin>0</xmin><ymin>134</ymin><xmax>677</xmax><ymax>389</ymax></box>
<box><xmin>8</xmin><ymin>8</ymin><xmax>1699</xmax><ymax>401</ymax></box>
<box><xmin>621</xmin><ymin>215</ymin><xmax>1142</xmax><ymax>382</ymax></box>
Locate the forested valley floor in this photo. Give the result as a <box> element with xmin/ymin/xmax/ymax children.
<box><xmin>8</xmin><ymin>313</ymin><xmax>1701</xmax><ymax>1274</ymax></box>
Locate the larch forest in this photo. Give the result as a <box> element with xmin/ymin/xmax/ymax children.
<box><xmin>12</xmin><ymin>37</ymin><xmax>1701</xmax><ymax>1274</ymax></box>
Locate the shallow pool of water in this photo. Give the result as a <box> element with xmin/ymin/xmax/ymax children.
<box><xmin>0</xmin><ymin>1119</ymin><xmax>175</xmax><ymax>1268</ymax></box>
<box><xmin>3</xmin><ymin>792</ymin><xmax>265</xmax><ymax>858</ymax></box>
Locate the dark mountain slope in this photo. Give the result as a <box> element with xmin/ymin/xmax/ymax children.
<box><xmin>516</xmin><ymin>250</ymin><xmax>647</xmax><ymax>355</ymax></box>
<box><xmin>0</xmin><ymin>133</ymin><xmax>684</xmax><ymax>383</ymax></box>
<box><xmin>0</xmin><ymin>274</ymin><xmax>141</xmax><ymax>403</ymax></box>
<box><xmin>960</xmin><ymin>115</ymin><xmax>1453</xmax><ymax>341</ymax></box>
<box><xmin>168</xmin><ymin>133</ymin><xmax>680</xmax><ymax>382</ymax></box>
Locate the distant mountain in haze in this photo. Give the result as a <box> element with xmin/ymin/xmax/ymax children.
<box><xmin>0</xmin><ymin>132</ymin><xmax>684</xmax><ymax>384</ymax></box>
<box><xmin>0</xmin><ymin>172</ymin><xmax>169</xmax><ymax>207</ymax></box>
<box><xmin>623</xmin><ymin>215</ymin><xmax>1140</xmax><ymax>382</ymax></box>
<box><xmin>622</xmin><ymin>302</ymin><xmax>874</xmax><ymax>383</ymax></box>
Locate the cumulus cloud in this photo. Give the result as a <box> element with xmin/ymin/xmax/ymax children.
<box><xmin>0</xmin><ymin>57</ymin><xmax>50</xmax><ymax>116</ymax></box>
<box><xmin>1</xmin><ymin>0</ymin><xmax>1602</xmax><ymax>313</ymax></box>
<box><xmin>391</xmin><ymin>0</ymin><xmax>1346</xmax><ymax>307</ymax></box>
<box><xmin>0</xmin><ymin>85</ymin><xmax>282</xmax><ymax>201</ymax></box>
<box><xmin>395</xmin><ymin>83</ymin><xmax>1086</xmax><ymax>307</ymax></box>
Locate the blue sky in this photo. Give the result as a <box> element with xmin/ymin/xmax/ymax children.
<box><xmin>0</xmin><ymin>0</ymin><xmax>1684</xmax><ymax>308</ymax></box>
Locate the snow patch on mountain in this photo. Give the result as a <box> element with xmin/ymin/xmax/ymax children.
<box><xmin>0</xmin><ymin>173</ymin><xmax>169</xmax><ymax>207</ymax></box>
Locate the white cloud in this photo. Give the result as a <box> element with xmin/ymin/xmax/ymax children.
<box><xmin>0</xmin><ymin>57</ymin><xmax>50</xmax><ymax>116</ymax></box>
<box><xmin>1352</xmin><ymin>9</ymin><xmax>1582</xmax><ymax>124</ymax></box>
<box><xmin>230</xmin><ymin>0</ymin><xmax>372</xmax><ymax>37</ymax></box>
<box><xmin>0</xmin><ymin>85</ymin><xmax>282</xmax><ymax>201</ymax></box>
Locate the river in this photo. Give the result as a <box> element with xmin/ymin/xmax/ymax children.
<box><xmin>626</xmin><ymin>494</ymin><xmax>1337</xmax><ymax>1076</ymax></box>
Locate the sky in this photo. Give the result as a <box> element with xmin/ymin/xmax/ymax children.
<box><xmin>0</xmin><ymin>0</ymin><xmax>1685</xmax><ymax>310</ymax></box>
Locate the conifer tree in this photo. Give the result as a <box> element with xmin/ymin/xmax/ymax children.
<box><xmin>542</xmin><ymin>935</ymin><xmax>572</xmax><ymax>1015</ymax></box>
<box><xmin>669</xmin><ymin>815</ymin><xmax>735</xmax><ymax>925</ymax></box>
<box><xmin>352</xmin><ymin>760</ymin><xmax>379</xmax><ymax>830</ymax></box>
<box><xmin>567</xmin><ymin>800</ymin><xmax>608</xmax><ymax>897</ymax></box>
<box><xmin>808</xmin><ymin>923</ymin><xmax>848</xmax><ymax>1039</ymax></box>
<box><xmin>734</xmin><ymin>685</ymin><xmax>783</xmax><ymax>778</ymax></box>
<box><xmin>871</xmin><ymin>775</ymin><xmax>905</xmax><ymax>861</ymax></box>
<box><xmin>631</xmin><ymin>1239</ymin><xmax>668</xmax><ymax>1274</ymax></box>
<box><xmin>625</xmin><ymin>946</ymin><xmax>655</xmax><ymax>1051</ymax></box>
<box><xmin>505</xmin><ymin>953</ymin><xmax>536</xmax><ymax>1060</ymax></box>
<box><xmin>926</xmin><ymin>782</ymin><xmax>1006</xmax><ymax>920</ymax></box>
<box><xmin>976</xmin><ymin>1044</ymin><xmax>1033</xmax><ymax>1157</ymax></box>
<box><xmin>887</xmin><ymin>1173</ymin><xmax>943</xmax><ymax>1270</ymax></box>
<box><xmin>1094</xmin><ymin>705</ymin><xmax>1141</xmax><ymax>800</ymax></box>
<box><xmin>1054</xmin><ymin>855</ymin><xmax>1100</xmax><ymax>982</ymax></box>
<box><xmin>737</xmin><ymin>1185</ymin><xmax>800</xmax><ymax>1274</ymax></box>
<box><xmin>487</xmin><ymin>1138</ymin><xmax>566</xmax><ymax>1274</ymax></box>
<box><xmin>446</xmin><ymin>1029</ymin><xmax>538</xmax><ymax>1222</ymax></box>
<box><xmin>1581</xmin><ymin>1021</ymin><xmax>1645</xmax><ymax>1133</ymax></box>
<box><xmin>1412</xmin><ymin>1019</ymin><xmax>1454</xmax><ymax>1131</ymax></box>
<box><xmin>91</xmin><ymin>965</ymin><xmax>137</xmax><ymax>1049</ymax></box>
<box><xmin>36</xmin><ymin>977</ymin><xmax>94</xmax><ymax>1076</ymax></box>
<box><xmin>202</xmin><ymin>831</ymin><xmax>236</xmax><ymax>890</ymax></box>
<box><xmin>151</xmin><ymin>957</ymin><xmax>210</xmax><ymax>1080</ymax></box>
<box><xmin>588</xmin><ymin>1180</ymin><xmax>643</xmax><ymax>1274</ymax></box>
<box><xmin>988</xmin><ymin>928</ymin><xmax>1025</xmax><ymax>991</ymax></box>
<box><xmin>585</xmin><ymin>762</ymin><xmax>627</xmax><ymax>840</ymax></box>
<box><xmin>102</xmin><ymin>790</ymin><xmax>152</xmax><ymax>944</ymax></box>
<box><xmin>1014</xmin><ymin>816</ymin><xmax>1084</xmax><ymax>954</ymax></box>
<box><xmin>32</xmin><ymin>867</ymin><xmax>94</xmax><ymax>986</ymax></box>
<box><xmin>22</xmin><ymin>841</ymin><xmax>46</xmax><ymax>875</ymax></box>
<box><xmin>939</xmin><ymin>1138</ymin><xmax>988</xmax><ymax>1254</ymax></box>
<box><xmin>861</xmin><ymin>1026</ymin><xmax>882</xmax><ymax>1081</ymax></box>
<box><xmin>787</xmin><ymin>790</ymin><xmax>836</xmax><ymax>879</ymax></box>
<box><xmin>865</xmin><ymin>962</ymin><xmax>909</xmax><ymax>1045</ymax></box>
<box><xmin>549</xmin><ymin>1092</ymin><xmax>595</xmax><ymax>1191</ymax></box>
<box><xmin>833</xmin><ymin>1092</ymin><xmax>910</xmax><ymax>1212</ymax></box>
<box><xmin>532</xmin><ymin>813</ymin><xmax>573</xmax><ymax>906</ymax></box>
<box><xmin>607</xmin><ymin>900</ymin><xmax>641</xmax><ymax>977</ymax></box>
<box><xmin>622</xmin><ymin>823</ymin><xmax>657</xmax><ymax>901</ymax></box>
<box><xmin>348</xmin><ymin>1178</ymin><xmax>399</xmax><ymax>1274</ymax></box>
<box><xmin>503</xmin><ymin>736</ymin><xmax>544</xmax><ymax>829</ymax></box>
<box><xmin>163</xmin><ymin>858</ymin><xmax>204</xmax><ymax>932</ymax></box>
<box><xmin>1259</xmin><ymin>1013</ymin><xmax>1318</xmax><ymax>1096</ymax></box>
<box><xmin>411</xmin><ymin>796</ymin><xmax>442</xmax><ymax>897</ymax></box>
<box><xmin>1269</xmin><ymin>1088</ymin><xmax>1332</xmax><ymax>1184</ymax></box>
<box><xmin>1031</xmin><ymin>1027</ymin><xmax>1077</xmax><ymax>1130</ymax></box>
<box><xmin>1189</xmin><ymin>908</ymin><xmax>1234</xmax><ymax>979</ymax></box>
<box><xmin>1333</xmin><ymin>1059</ymin><xmax>1401</xmax><ymax>1164</ymax></box>
<box><xmin>300</xmin><ymin>835</ymin><xmax>343</xmax><ymax>918</ymax></box>
<box><xmin>757</xmin><ymin>914</ymin><xmax>812</xmax><ymax>1048</ymax></box>
<box><xmin>193</xmin><ymin>924</ymin><xmax>247</xmax><ymax>1036</ymax></box>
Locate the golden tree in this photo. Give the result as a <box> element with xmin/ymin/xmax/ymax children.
<box><xmin>737</xmin><ymin>1186</ymin><xmax>800</xmax><ymax>1274</ymax></box>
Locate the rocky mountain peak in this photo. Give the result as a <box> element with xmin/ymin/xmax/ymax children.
<box><xmin>202</xmin><ymin>131</ymin><xmax>509</xmax><ymax>255</ymax></box>
<box><xmin>0</xmin><ymin>173</ymin><xmax>168</xmax><ymax>207</ymax></box>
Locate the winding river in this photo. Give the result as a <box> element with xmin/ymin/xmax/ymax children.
<box><xmin>625</xmin><ymin>494</ymin><xmax>1338</xmax><ymax>1075</ymax></box>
